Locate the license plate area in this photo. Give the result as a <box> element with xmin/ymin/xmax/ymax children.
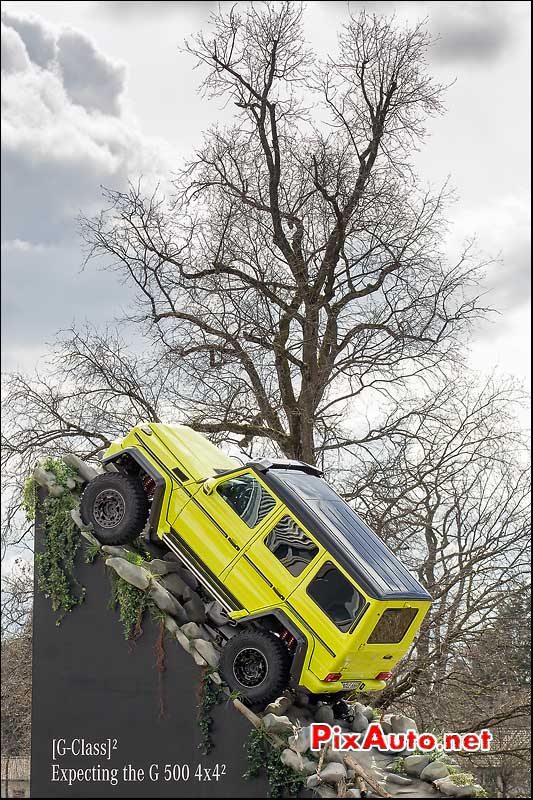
<box><xmin>342</xmin><ymin>680</ymin><xmax>365</xmax><ymax>690</ymax></box>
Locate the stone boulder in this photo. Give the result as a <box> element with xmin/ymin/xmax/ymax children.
<box><xmin>147</xmin><ymin>559</ymin><xmax>183</xmax><ymax>576</ymax></box>
<box><xmin>71</xmin><ymin>509</ymin><xmax>93</xmax><ymax>533</ymax></box>
<box><xmin>205</xmin><ymin>600</ymin><xmax>230</xmax><ymax>627</ymax></box>
<box><xmin>106</xmin><ymin>557</ymin><xmax>151</xmax><ymax>591</ymax></box>
<box><xmin>262</xmin><ymin>713</ymin><xmax>294</xmax><ymax>735</ymax></box>
<box><xmin>191</xmin><ymin>650</ymin><xmax>208</xmax><ymax>667</ymax></box>
<box><xmin>102</xmin><ymin>545</ymin><xmax>132</xmax><ymax>559</ymax></box>
<box><xmin>193</xmin><ymin>639</ymin><xmax>220</xmax><ymax>668</ymax></box>
<box><xmin>288</xmin><ymin>725</ymin><xmax>312</xmax><ymax>754</ymax></box>
<box><xmin>160</xmin><ymin>572</ymin><xmax>189</xmax><ymax>600</ymax></box>
<box><xmin>420</xmin><ymin>760</ymin><xmax>451</xmax><ymax>782</ymax></box>
<box><xmin>182</xmin><ymin>586</ymin><xmax>207</xmax><ymax>624</ymax></box>
<box><xmin>316</xmin><ymin>786</ymin><xmax>337</xmax><ymax>798</ymax></box>
<box><xmin>350</xmin><ymin>711</ymin><xmax>370</xmax><ymax>733</ymax></box>
<box><xmin>403</xmin><ymin>754</ymin><xmax>431</xmax><ymax>777</ymax></box>
<box><xmin>324</xmin><ymin>747</ymin><xmax>345</xmax><ymax>764</ymax></box>
<box><xmin>386</xmin><ymin>774</ymin><xmax>413</xmax><ymax>786</ymax></box>
<box><xmin>380</xmin><ymin>714</ymin><xmax>393</xmax><ymax>734</ymax></box>
<box><xmin>319</xmin><ymin>762</ymin><xmax>347</xmax><ymax>785</ymax></box>
<box><xmin>294</xmin><ymin>691</ymin><xmax>310</xmax><ymax>708</ymax></box>
<box><xmin>63</xmin><ymin>453</ymin><xmax>100</xmax><ymax>482</ymax></box>
<box><xmin>149</xmin><ymin>584</ymin><xmax>188</xmax><ymax>622</ymax></box>
<box><xmin>390</xmin><ymin>714</ymin><xmax>418</xmax><ymax>734</ymax></box>
<box><xmin>315</xmin><ymin>704</ymin><xmax>335</xmax><ymax>724</ymax></box>
<box><xmin>180</xmin><ymin>622</ymin><xmax>205</xmax><ymax>640</ymax></box>
<box><xmin>434</xmin><ymin>776</ymin><xmax>479</xmax><ymax>797</ymax></box>
<box><xmin>280</xmin><ymin>749</ymin><xmax>316</xmax><ymax>775</ymax></box>
<box><xmin>265</xmin><ymin>696</ymin><xmax>292</xmax><ymax>716</ymax></box>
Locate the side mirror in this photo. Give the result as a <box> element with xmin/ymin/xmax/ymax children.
<box><xmin>203</xmin><ymin>477</ymin><xmax>219</xmax><ymax>495</ymax></box>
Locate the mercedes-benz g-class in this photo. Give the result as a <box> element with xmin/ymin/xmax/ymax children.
<box><xmin>80</xmin><ymin>423</ymin><xmax>432</xmax><ymax>705</ymax></box>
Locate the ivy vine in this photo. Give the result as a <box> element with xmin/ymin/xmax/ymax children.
<box><xmin>196</xmin><ymin>667</ymin><xmax>224</xmax><ymax>755</ymax></box>
<box><xmin>245</xmin><ymin>727</ymin><xmax>306</xmax><ymax>798</ymax></box>
<box><xmin>24</xmin><ymin>459</ymin><xmax>85</xmax><ymax>622</ymax></box>
<box><xmin>108</xmin><ymin>572</ymin><xmax>150</xmax><ymax>640</ymax></box>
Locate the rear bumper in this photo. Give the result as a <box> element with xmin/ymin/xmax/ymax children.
<box><xmin>300</xmin><ymin>673</ymin><xmax>387</xmax><ymax>694</ymax></box>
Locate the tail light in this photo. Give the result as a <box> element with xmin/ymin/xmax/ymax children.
<box><xmin>325</xmin><ymin>673</ymin><xmax>342</xmax><ymax>682</ymax></box>
<box><xmin>375</xmin><ymin>671</ymin><xmax>392</xmax><ymax>681</ymax></box>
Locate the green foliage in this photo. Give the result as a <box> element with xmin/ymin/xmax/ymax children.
<box><xmin>196</xmin><ymin>668</ymin><xmax>224</xmax><ymax>755</ymax></box>
<box><xmin>447</xmin><ymin>763</ymin><xmax>461</xmax><ymax>774</ymax></box>
<box><xmin>22</xmin><ymin>476</ymin><xmax>37</xmax><ymax>521</ymax></box>
<box><xmin>32</xmin><ymin>459</ymin><xmax>85</xmax><ymax>621</ymax></box>
<box><xmin>391</xmin><ymin>756</ymin><xmax>405</xmax><ymax>774</ymax></box>
<box><xmin>414</xmin><ymin>732</ymin><xmax>446</xmax><ymax>761</ymax></box>
<box><xmin>449</xmin><ymin>772</ymin><xmax>476</xmax><ymax>786</ymax></box>
<box><xmin>371</xmin><ymin>707</ymin><xmax>381</xmax><ymax>720</ymax></box>
<box><xmin>123</xmin><ymin>550</ymin><xmax>145</xmax><ymax>566</ymax></box>
<box><xmin>108</xmin><ymin>572</ymin><xmax>149</xmax><ymax>640</ymax></box>
<box><xmin>473</xmin><ymin>787</ymin><xmax>489</xmax><ymax>798</ymax></box>
<box><xmin>84</xmin><ymin>541</ymin><xmax>101</xmax><ymax>564</ymax></box>
<box><xmin>245</xmin><ymin>728</ymin><xmax>306</xmax><ymax>798</ymax></box>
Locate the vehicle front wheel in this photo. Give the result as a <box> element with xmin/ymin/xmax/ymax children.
<box><xmin>80</xmin><ymin>472</ymin><xmax>149</xmax><ymax>546</ymax></box>
<box><xmin>219</xmin><ymin>629</ymin><xmax>291</xmax><ymax>706</ymax></box>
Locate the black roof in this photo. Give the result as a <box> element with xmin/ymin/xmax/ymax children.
<box><xmin>257</xmin><ymin>467</ymin><xmax>432</xmax><ymax>602</ymax></box>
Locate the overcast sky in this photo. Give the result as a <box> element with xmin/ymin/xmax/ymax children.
<box><xmin>1</xmin><ymin>1</ymin><xmax>531</xmax><ymax>390</ymax></box>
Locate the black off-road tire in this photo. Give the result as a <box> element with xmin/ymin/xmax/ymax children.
<box><xmin>80</xmin><ymin>472</ymin><xmax>149</xmax><ymax>546</ymax></box>
<box><xmin>219</xmin><ymin>629</ymin><xmax>291</xmax><ymax>706</ymax></box>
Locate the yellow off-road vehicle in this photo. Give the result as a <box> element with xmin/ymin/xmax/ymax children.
<box><xmin>80</xmin><ymin>423</ymin><xmax>431</xmax><ymax>705</ymax></box>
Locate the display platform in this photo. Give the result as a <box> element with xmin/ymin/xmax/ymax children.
<box><xmin>30</xmin><ymin>517</ymin><xmax>269</xmax><ymax>798</ymax></box>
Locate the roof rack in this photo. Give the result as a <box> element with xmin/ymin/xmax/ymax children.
<box><xmin>247</xmin><ymin>457</ymin><xmax>322</xmax><ymax>477</ymax></box>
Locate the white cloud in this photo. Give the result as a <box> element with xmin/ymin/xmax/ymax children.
<box><xmin>56</xmin><ymin>27</ymin><xmax>126</xmax><ymax>115</ymax></box>
<box><xmin>430</xmin><ymin>3</ymin><xmax>513</xmax><ymax>63</ymax></box>
<box><xmin>2</xmin><ymin>8</ymin><xmax>56</xmax><ymax>67</ymax></box>
<box><xmin>1</xmin><ymin>9</ymin><xmax>175</xmax><ymax>368</ymax></box>
<box><xmin>448</xmin><ymin>194</ymin><xmax>531</xmax><ymax>315</ymax></box>
<box><xmin>1</xmin><ymin>20</ymin><xmax>31</xmax><ymax>72</ymax></box>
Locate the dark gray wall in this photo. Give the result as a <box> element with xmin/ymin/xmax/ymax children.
<box><xmin>30</xmin><ymin>522</ymin><xmax>269</xmax><ymax>798</ymax></box>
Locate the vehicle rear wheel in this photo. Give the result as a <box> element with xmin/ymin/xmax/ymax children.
<box><xmin>219</xmin><ymin>629</ymin><xmax>291</xmax><ymax>706</ymax></box>
<box><xmin>80</xmin><ymin>472</ymin><xmax>149</xmax><ymax>546</ymax></box>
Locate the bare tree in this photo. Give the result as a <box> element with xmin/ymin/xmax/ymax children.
<box><xmin>347</xmin><ymin>377</ymin><xmax>531</xmax><ymax>737</ymax></box>
<box><xmin>1</xmin><ymin>7</ymin><xmax>529</xmax><ymax>779</ymax></box>
<box><xmin>3</xmin><ymin>5</ymin><xmax>492</xmax><ymax>540</ymax></box>
<box><xmin>1</xmin><ymin>562</ymin><xmax>33</xmax><ymax>759</ymax></box>
<box><xmin>63</xmin><ymin>4</ymin><xmax>485</xmax><ymax>467</ymax></box>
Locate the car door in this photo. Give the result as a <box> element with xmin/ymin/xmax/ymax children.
<box><xmin>242</xmin><ymin>511</ymin><xmax>323</xmax><ymax>605</ymax></box>
<box><xmin>186</xmin><ymin>470</ymin><xmax>285</xmax><ymax>613</ymax></box>
<box><xmin>289</xmin><ymin>557</ymin><xmax>369</xmax><ymax>678</ymax></box>
<box><xmin>205</xmin><ymin>469</ymin><xmax>281</xmax><ymax>550</ymax></box>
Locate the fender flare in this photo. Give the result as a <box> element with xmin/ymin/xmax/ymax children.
<box><xmin>236</xmin><ymin>608</ymin><xmax>311</xmax><ymax>687</ymax></box>
<box><xmin>101</xmin><ymin>447</ymin><xmax>166</xmax><ymax>541</ymax></box>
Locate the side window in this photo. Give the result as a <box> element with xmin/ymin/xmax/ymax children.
<box><xmin>307</xmin><ymin>561</ymin><xmax>365</xmax><ymax>632</ymax></box>
<box><xmin>217</xmin><ymin>473</ymin><xmax>276</xmax><ymax>528</ymax></box>
<box><xmin>265</xmin><ymin>516</ymin><xmax>319</xmax><ymax>577</ymax></box>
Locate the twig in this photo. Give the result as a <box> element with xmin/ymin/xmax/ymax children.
<box><xmin>232</xmin><ymin>698</ymin><xmax>285</xmax><ymax>747</ymax></box>
<box><xmin>344</xmin><ymin>755</ymin><xmax>391</xmax><ymax>798</ymax></box>
<box><xmin>317</xmin><ymin>741</ymin><xmax>330</xmax><ymax>774</ymax></box>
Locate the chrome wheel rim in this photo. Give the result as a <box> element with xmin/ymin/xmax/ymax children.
<box><xmin>233</xmin><ymin>647</ymin><xmax>269</xmax><ymax>688</ymax></box>
<box><xmin>93</xmin><ymin>488</ymin><xmax>125</xmax><ymax>529</ymax></box>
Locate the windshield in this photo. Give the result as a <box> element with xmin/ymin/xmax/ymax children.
<box><xmin>217</xmin><ymin>473</ymin><xmax>276</xmax><ymax>527</ymax></box>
